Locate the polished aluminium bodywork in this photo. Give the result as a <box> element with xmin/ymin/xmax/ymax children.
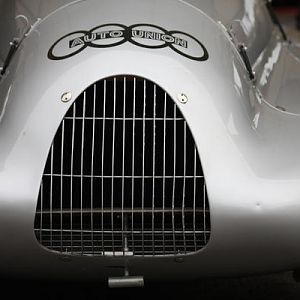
<box><xmin>1</xmin><ymin>0</ymin><xmax>300</xmax><ymax>282</ymax></box>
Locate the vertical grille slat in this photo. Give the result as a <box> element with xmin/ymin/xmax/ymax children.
<box><xmin>80</xmin><ymin>92</ymin><xmax>86</xmax><ymax>254</ymax></box>
<box><xmin>35</xmin><ymin>75</ymin><xmax>211</xmax><ymax>257</ymax></box>
<box><xmin>204</xmin><ymin>183</ymin><xmax>207</xmax><ymax>245</ymax></box>
<box><xmin>141</xmin><ymin>79</ymin><xmax>146</xmax><ymax>256</ymax></box>
<box><xmin>40</xmin><ymin>181</ymin><xmax>43</xmax><ymax>245</ymax></box>
<box><xmin>152</xmin><ymin>83</ymin><xmax>156</xmax><ymax>255</ymax></box>
<box><xmin>131</xmin><ymin>77</ymin><xmax>136</xmax><ymax>253</ymax></box>
<box><xmin>101</xmin><ymin>80</ymin><xmax>106</xmax><ymax>255</ymax></box>
<box><xmin>121</xmin><ymin>77</ymin><xmax>126</xmax><ymax>256</ymax></box>
<box><xmin>182</xmin><ymin>121</ymin><xmax>187</xmax><ymax>254</ymax></box>
<box><xmin>70</xmin><ymin>103</ymin><xmax>76</xmax><ymax>252</ymax></box>
<box><xmin>50</xmin><ymin>144</ymin><xmax>54</xmax><ymax>249</ymax></box>
<box><xmin>172</xmin><ymin>102</ymin><xmax>176</xmax><ymax>253</ymax></box>
<box><xmin>90</xmin><ymin>84</ymin><xmax>96</xmax><ymax>255</ymax></box>
<box><xmin>193</xmin><ymin>145</ymin><xmax>197</xmax><ymax>252</ymax></box>
<box><xmin>60</xmin><ymin>120</ymin><xmax>65</xmax><ymax>253</ymax></box>
<box><xmin>111</xmin><ymin>77</ymin><xmax>116</xmax><ymax>255</ymax></box>
<box><xmin>162</xmin><ymin>92</ymin><xmax>166</xmax><ymax>255</ymax></box>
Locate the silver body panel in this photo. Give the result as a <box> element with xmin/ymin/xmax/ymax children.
<box><xmin>1</xmin><ymin>0</ymin><xmax>300</xmax><ymax>281</ymax></box>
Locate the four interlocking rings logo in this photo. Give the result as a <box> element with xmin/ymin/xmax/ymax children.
<box><xmin>48</xmin><ymin>23</ymin><xmax>209</xmax><ymax>62</ymax></box>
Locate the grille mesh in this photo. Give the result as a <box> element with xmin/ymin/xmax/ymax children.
<box><xmin>34</xmin><ymin>76</ymin><xmax>210</xmax><ymax>256</ymax></box>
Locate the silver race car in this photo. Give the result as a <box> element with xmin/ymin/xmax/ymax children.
<box><xmin>0</xmin><ymin>0</ymin><xmax>300</xmax><ymax>287</ymax></box>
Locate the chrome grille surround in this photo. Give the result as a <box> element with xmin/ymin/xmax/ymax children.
<box><xmin>34</xmin><ymin>76</ymin><xmax>211</xmax><ymax>257</ymax></box>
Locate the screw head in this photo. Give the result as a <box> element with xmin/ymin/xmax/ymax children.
<box><xmin>178</xmin><ymin>93</ymin><xmax>188</xmax><ymax>104</ymax></box>
<box><xmin>61</xmin><ymin>92</ymin><xmax>72</xmax><ymax>102</ymax></box>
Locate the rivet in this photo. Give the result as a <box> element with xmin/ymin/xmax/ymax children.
<box><xmin>61</xmin><ymin>92</ymin><xmax>72</xmax><ymax>102</ymax></box>
<box><xmin>177</xmin><ymin>93</ymin><xmax>188</xmax><ymax>104</ymax></box>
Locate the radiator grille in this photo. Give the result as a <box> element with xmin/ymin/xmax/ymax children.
<box><xmin>34</xmin><ymin>76</ymin><xmax>210</xmax><ymax>257</ymax></box>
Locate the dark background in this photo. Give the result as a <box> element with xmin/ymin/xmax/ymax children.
<box><xmin>273</xmin><ymin>0</ymin><xmax>299</xmax><ymax>6</ymax></box>
<box><xmin>3</xmin><ymin>272</ymin><xmax>300</xmax><ymax>300</ymax></box>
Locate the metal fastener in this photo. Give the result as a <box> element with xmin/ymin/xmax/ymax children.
<box><xmin>61</xmin><ymin>92</ymin><xmax>72</xmax><ymax>102</ymax></box>
<box><xmin>178</xmin><ymin>93</ymin><xmax>188</xmax><ymax>104</ymax></box>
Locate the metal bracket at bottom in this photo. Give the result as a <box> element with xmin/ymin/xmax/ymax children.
<box><xmin>108</xmin><ymin>263</ymin><xmax>144</xmax><ymax>288</ymax></box>
<box><xmin>108</xmin><ymin>276</ymin><xmax>144</xmax><ymax>288</ymax></box>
